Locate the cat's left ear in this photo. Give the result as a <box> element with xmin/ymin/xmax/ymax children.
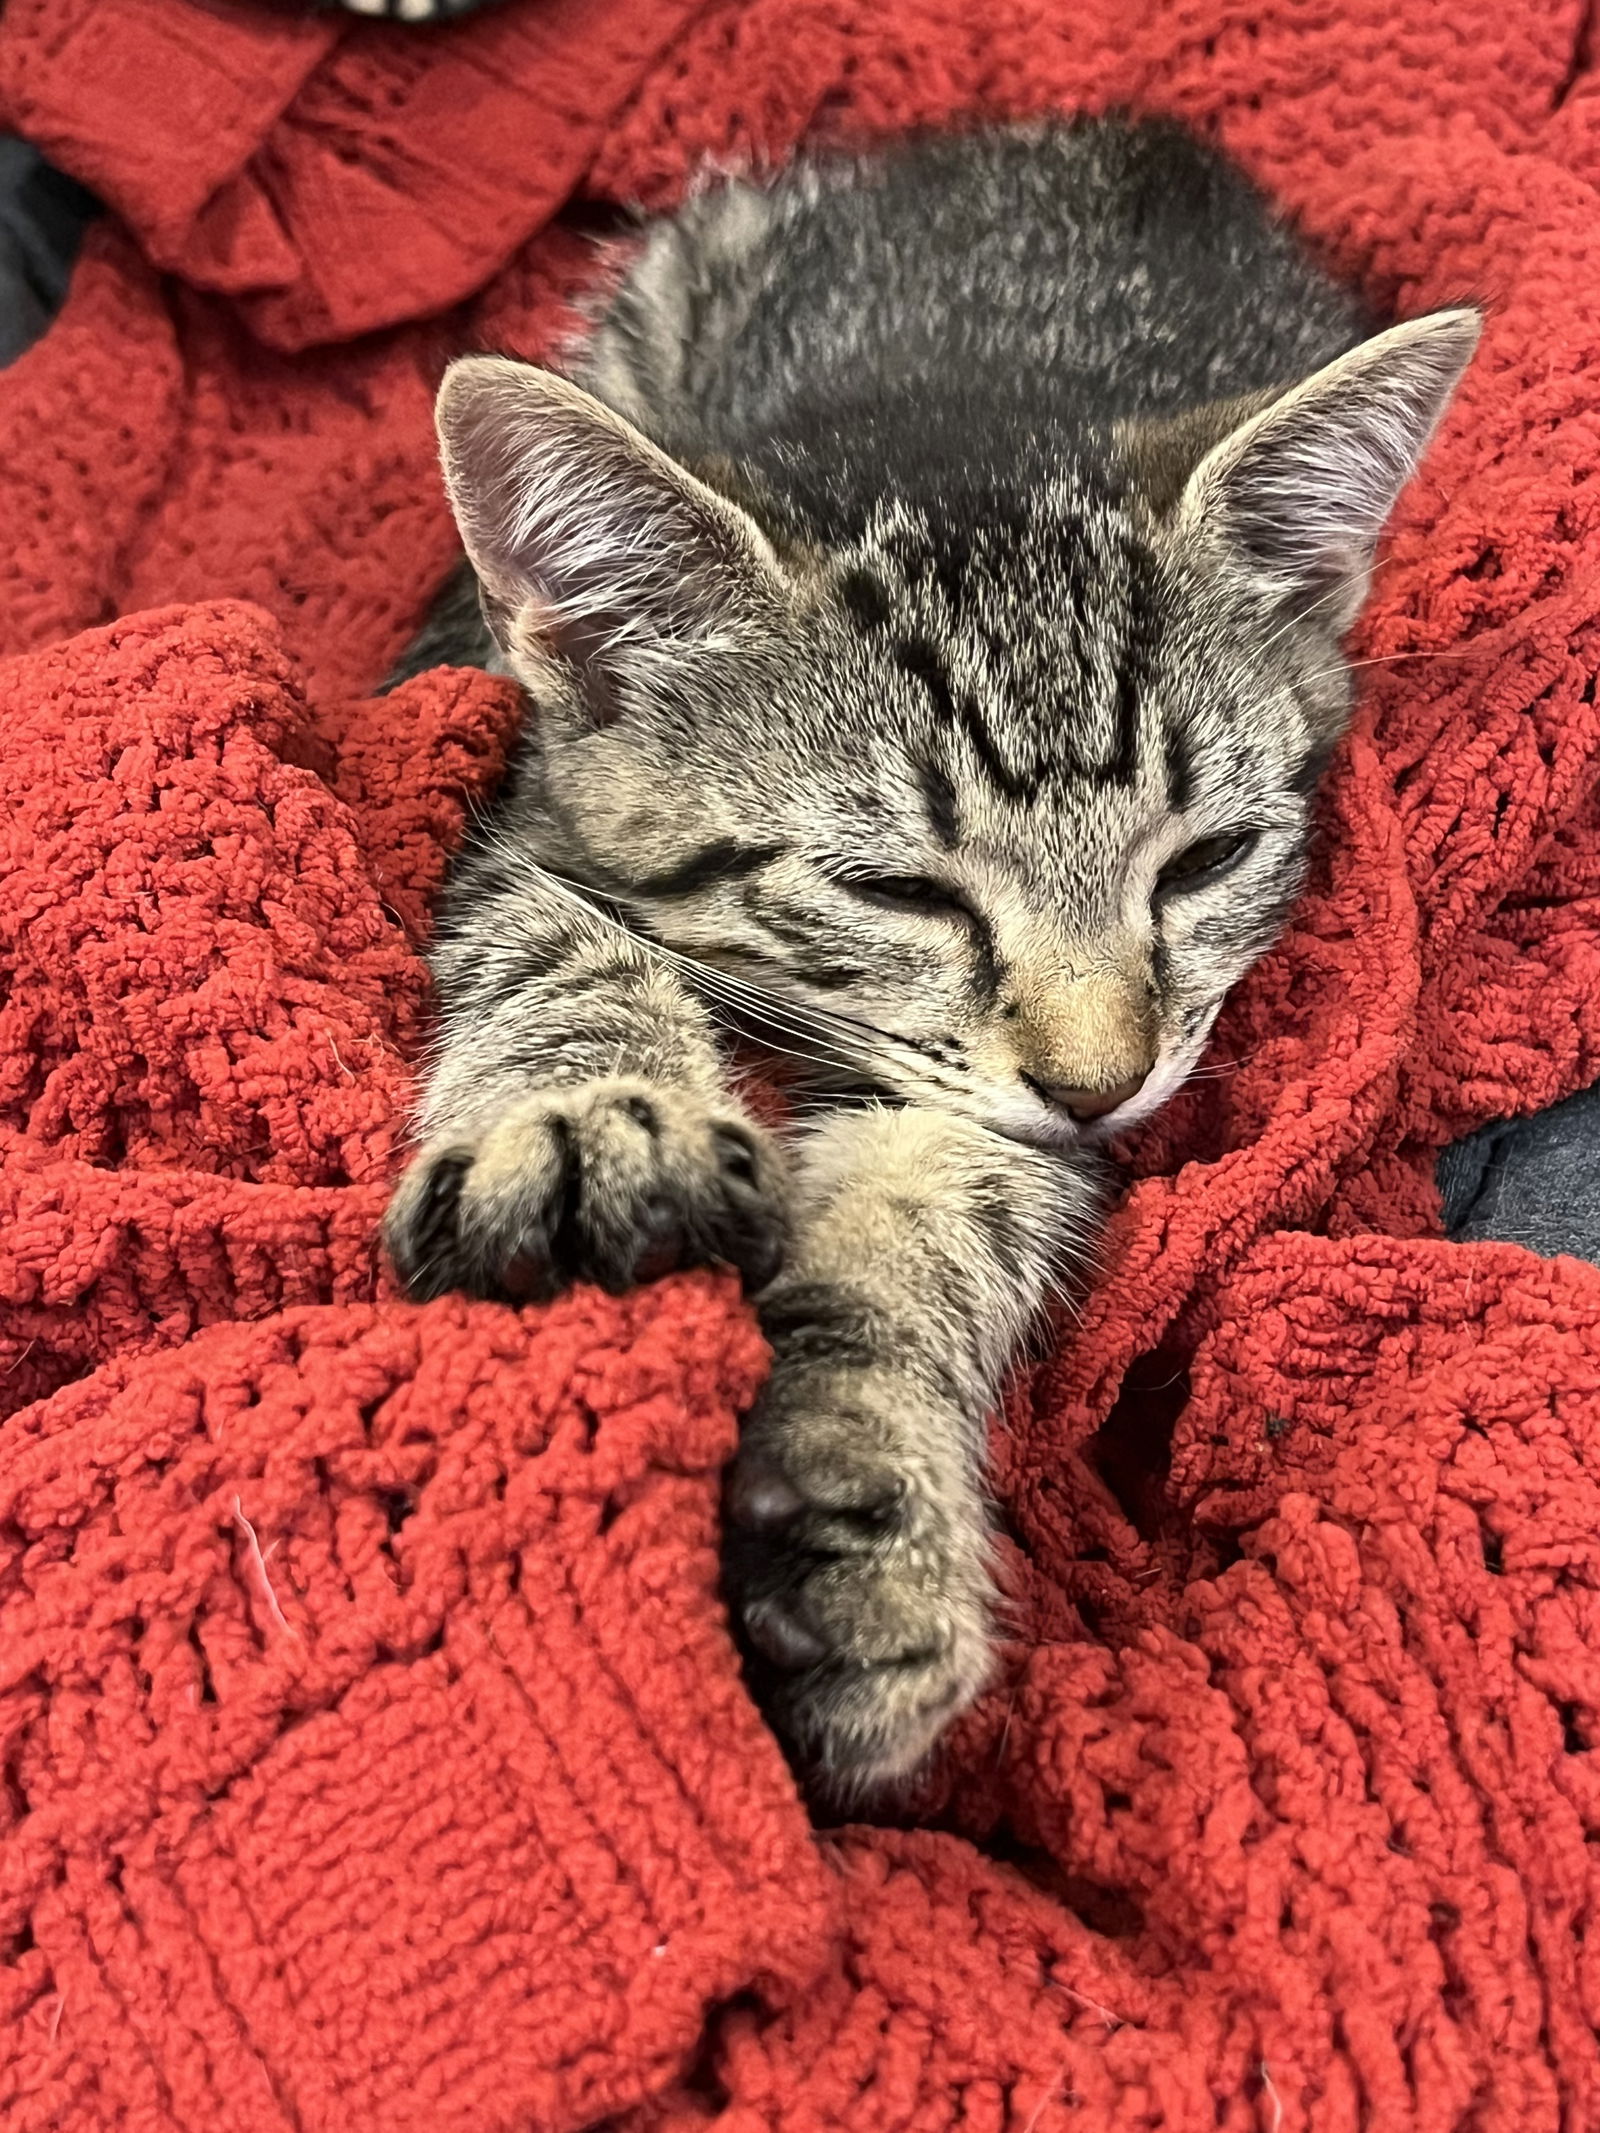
<box><xmin>434</xmin><ymin>355</ymin><xmax>785</xmax><ymax>719</ymax></box>
<box><xmin>1172</xmin><ymin>309</ymin><xmax>1482</xmax><ymax>634</ymax></box>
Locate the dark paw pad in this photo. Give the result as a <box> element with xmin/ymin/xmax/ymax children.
<box><xmin>721</xmin><ymin>1419</ymin><xmax>989</xmax><ymax>1790</ymax></box>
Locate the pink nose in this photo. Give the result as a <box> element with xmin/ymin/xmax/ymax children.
<box><xmin>1031</xmin><ymin>1074</ymin><xmax>1147</xmax><ymax>1124</ymax></box>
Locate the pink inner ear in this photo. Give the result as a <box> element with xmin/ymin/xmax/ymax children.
<box><xmin>501</xmin><ymin>590</ymin><xmax>633</xmax><ymax>729</ymax></box>
<box><xmin>435</xmin><ymin>361</ymin><xmax>608</xmax><ymax>611</ymax></box>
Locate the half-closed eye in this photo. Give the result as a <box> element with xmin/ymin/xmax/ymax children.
<box><xmin>843</xmin><ymin>874</ymin><xmax>977</xmax><ymax>923</ymax></box>
<box><xmin>1155</xmin><ymin>828</ymin><xmax>1259</xmax><ymax>898</ymax></box>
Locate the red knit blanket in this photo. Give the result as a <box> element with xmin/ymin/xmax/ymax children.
<box><xmin>3</xmin><ymin>3</ymin><xmax>1600</xmax><ymax>2127</ymax></box>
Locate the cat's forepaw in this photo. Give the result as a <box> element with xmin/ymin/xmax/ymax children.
<box><xmin>722</xmin><ymin>1379</ymin><xmax>992</xmax><ymax>1792</ymax></box>
<box><xmin>385</xmin><ymin>1078</ymin><xmax>788</xmax><ymax>1303</ymax></box>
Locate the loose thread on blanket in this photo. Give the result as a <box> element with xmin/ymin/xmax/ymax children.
<box><xmin>1259</xmin><ymin>2060</ymin><xmax>1285</xmax><ymax>2133</ymax></box>
<box><xmin>1062</xmin><ymin>1985</ymin><xmax>1123</xmax><ymax>2031</ymax></box>
<box><xmin>231</xmin><ymin>1495</ymin><xmax>295</xmax><ymax>1638</ymax></box>
<box><xmin>2</xmin><ymin>1339</ymin><xmax>36</xmax><ymax>1379</ymax></box>
<box><xmin>1019</xmin><ymin>2064</ymin><xmax>1068</xmax><ymax>2133</ymax></box>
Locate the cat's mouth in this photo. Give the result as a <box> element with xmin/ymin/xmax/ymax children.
<box><xmin>984</xmin><ymin>1034</ymin><xmax>1211</xmax><ymax>1152</ymax></box>
<box><xmin>987</xmin><ymin>1092</ymin><xmax>1094</xmax><ymax>1152</ymax></box>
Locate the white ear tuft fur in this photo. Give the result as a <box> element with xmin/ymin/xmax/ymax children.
<box><xmin>434</xmin><ymin>356</ymin><xmax>782</xmax><ymax>706</ymax></box>
<box><xmin>1178</xmin><ymin>308</ymin><xmax>1481</xmax><ymax>633</ymax></box>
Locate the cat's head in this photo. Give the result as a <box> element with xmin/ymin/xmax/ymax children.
<box><xmin>434</xmin><ymin>310</ymin><xmax>1478</xmax><ymax>1148</ymax></box>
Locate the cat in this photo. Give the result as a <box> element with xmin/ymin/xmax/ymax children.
<box><xmin>382</xmin><ymin>115</ymin><xmax>1478</xmax><ymax>1793</ymax></box>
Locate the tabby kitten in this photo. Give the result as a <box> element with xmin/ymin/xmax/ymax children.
<box><xmin>384</xmin><ymin>117</ymin><xmax>1478</xmax><ymax>1790</ymax></box>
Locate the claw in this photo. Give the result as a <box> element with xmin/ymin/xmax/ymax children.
<box><xmin>385</xmin><ymin>1081</ymin><xmax>787</xmax><ymax>1308</ymax></box>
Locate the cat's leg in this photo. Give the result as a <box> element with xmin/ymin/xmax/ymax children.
<box><xmin>385</xmin><ymin>872</ymin><xmax>787</xmax><ymax>1302</ymax></box>
<box><xmin>723</xmin><ymin>1105</ymin><xmax>1104</xmax><ymax>1791</ymax></box>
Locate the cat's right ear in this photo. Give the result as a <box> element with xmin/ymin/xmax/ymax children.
<box><xmin>435</xmin><ymin>356</ymin><xmax>786</xmax><ymax>720</ymax></box>
<box><xmin>1172</xmin><ymin>309</ymin><xmax>1481</xmax><ymax>636</ymax></box>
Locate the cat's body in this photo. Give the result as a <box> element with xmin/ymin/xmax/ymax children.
<box><xmin>385</xmin><ymin>117</ymin><xmax>1477</xmax><ymax>1791</ymax></box>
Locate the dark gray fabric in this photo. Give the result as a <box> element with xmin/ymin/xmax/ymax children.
<box><xmin>0</xmin><ymin>137</ymin><xmax>97</xmax><ymax>370</ymax></box>
<box><xmin>1437</xmin><ymin>1081</ymin><xmax>1600</xmax><ymax>1264</ymax></box>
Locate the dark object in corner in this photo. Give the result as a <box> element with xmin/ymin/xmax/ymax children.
<box><xmin>0</xmin><ymin>137</ymin><xmax>98</xmax><ymax>369</ymax></box>
<box><xmin>1437</xmin><ymin>1080</ymin><xmax>1600</xmax><ymax>1266</ymax></box>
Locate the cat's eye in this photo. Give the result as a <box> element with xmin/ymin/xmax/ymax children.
<box><xmin>1156</xmin><ymin>829</ymin><xmax>1259</xmax><ymax>897</ymax></box>
<box><xmin>846</xmin><ymin>873</ymin><xmax>971</xmax><ymax>920</ymax></box>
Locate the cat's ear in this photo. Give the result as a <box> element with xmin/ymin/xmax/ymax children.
<box><xmin>1172</xmin><ymin>309</ymin><xmax>1481</xmax><ymax>634</ymax></box>
<box><xmin>435</xmin><ymin>355</ymin><xmax>784</xmax><ymax>717</ymax></box>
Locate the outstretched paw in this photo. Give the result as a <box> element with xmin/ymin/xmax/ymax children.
<box><xmin>723</xmin><ymin>1379</ymin><xmax>991</xmax><ymax>1792</ymax></box>
<box><xmin>386</xmin><ymin>1079</ymin><xmax>787</xmax><ymax>1303</ymax></box>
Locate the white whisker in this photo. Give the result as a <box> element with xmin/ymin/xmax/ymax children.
<box><xmin>497</xmin><ymin>846</ymin><xmax>980</xmax><ymax>1096</ymax></box>
<box><xmin>1255</xmin><ymin>549</ymin><xmax>1407</xmax><ymax>662</ymax></box>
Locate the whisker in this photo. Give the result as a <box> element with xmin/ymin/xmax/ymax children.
<box><xmin>661</xmin><ymin>962</ymin><xmax>871</xmax><ymax>1059</ymax></box>
<box><xmin>1294</xmin><ymin>645</ymin><xmax>1491</xmax><ymax>694</ymax></box>
<box><xmin>483</xmin><ymin>846</ymin><xmax>986</xmax><ymax>1098</ymax></box>
<box><xmin>1255</xmin><ymin>550</ymin><xmax>1409</xmax><ymax>661</ymax></box>
<box><xmin>1344</xmin><ymin>646</ymin><xmax>1487</xmax><ymax>669</ymax></box>
<box><xmin>510</xmin><ymin>849</ymin><xmax>974</xmax><ymax>1083</ymax></box>
<box><xmin>466</xmin><ymin>840</ymin><xmax>1059</xmax><ymax>1139</ymax></box>
<box><xmin>1183</xmin><ymin>1043</ymin><xmax>1275</xmax><ymax>1080</ymax></box>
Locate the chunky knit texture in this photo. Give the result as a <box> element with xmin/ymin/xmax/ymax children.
<box><xmin>3</xmin><ymin>2</ymin><xmax>1600</xmax><ymax>2128</ymax></box>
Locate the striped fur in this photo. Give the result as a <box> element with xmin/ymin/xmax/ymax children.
<box><xmin>385</xmin><ymin>117</ymin><xmax>1478</xmax><ymax>1790</ymax></box>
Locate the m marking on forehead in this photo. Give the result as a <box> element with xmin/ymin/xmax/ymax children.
<box><xmin>843</xmin><ymin>520</ymin><xmax>1157</xmax><ymax>799</ymax></box>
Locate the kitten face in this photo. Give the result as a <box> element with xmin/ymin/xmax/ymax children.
<box><xmin>433</xmin><ymin>310</ymin><xmax>1477</xmax><ymax>1144</ymax></box>
<box><xmin>540</xmin><ymin>481</ymin><xmax>1334</xmax><ymax>1149</ymax></box>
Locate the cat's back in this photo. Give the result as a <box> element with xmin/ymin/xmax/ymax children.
<box><xmin>586</xmin><ymin>116</ymin><xmax>1369</xmax><ymax>477</ymax></box>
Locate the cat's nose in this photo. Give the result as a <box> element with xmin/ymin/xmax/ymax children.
<box><xmin>1029</xmin><ymin>1073</ymin><xmax>1146</xmax><ymax>1123</ymax></box>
